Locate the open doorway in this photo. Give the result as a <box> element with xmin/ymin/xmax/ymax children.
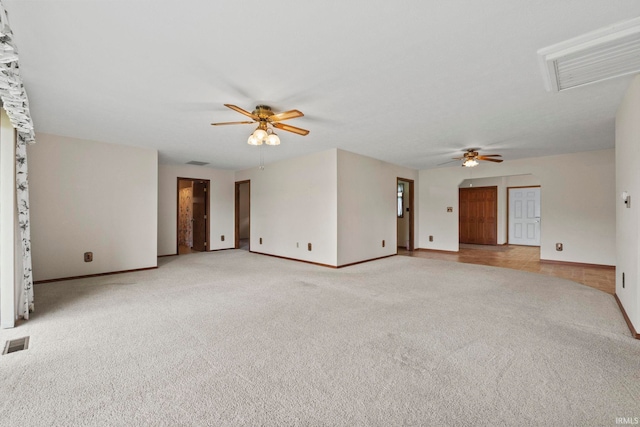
<box><xmin>235</xmin><ymin>180</ymin><xmax>250</xmax><ymax>250</ymax></box>
<box><xmin>397</xmin><ymin>178</ymin><xmax>414</xmax><ymax>251</ymax></box>
<box><xmin>177</xmin><ymin>178</ymin><xmax>210</xmax><ymax>254</ymax></box>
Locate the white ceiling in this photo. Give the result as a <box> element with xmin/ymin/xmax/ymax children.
<box><xmin>5</xmin><ymin>1</ymin><xmax>640</xmax><ymax>170</ymax></box>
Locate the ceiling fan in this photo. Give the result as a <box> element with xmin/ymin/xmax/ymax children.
<box><xmin>211</xmin><ymin>104</ymin><xmax>310</xmax><ymax>146</ymax></box>
<box><xmin>442</xmin><ymin>149</ymin><xmax>504</xmax><ymax>167</ymax></box>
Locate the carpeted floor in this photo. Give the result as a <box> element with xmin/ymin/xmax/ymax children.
<box><xmin>1</xmin><ymin>251</ymin><xmax>638</xmax><ymax>426</ymax></box>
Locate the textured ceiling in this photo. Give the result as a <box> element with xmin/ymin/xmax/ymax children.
<box><xmin>4</xmin><ymin>1</ymin><xmax>640</xmax><ymax>170</ymax></box>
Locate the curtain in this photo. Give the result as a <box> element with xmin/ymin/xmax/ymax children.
<box><xmin>1</xmin><ymin>1</ymin><xmax>36</xmax><ymax>320</ymax></box>
<box><xmin>16</xmin><ymin>132</ymin><xmax>33</xmax><ymax>318</ymax></box>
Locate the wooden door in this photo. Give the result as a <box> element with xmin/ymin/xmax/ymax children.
<box><xmin>459</xmin><ymin>186</ymin><xmax>497</xmax><ymax>245</ymax></box>
<box><xmin>192</xmin><ymin>181</ymin><xmax>208</xmax><ymax>251</ymax></box>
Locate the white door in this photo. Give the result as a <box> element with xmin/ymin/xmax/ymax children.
<box><xmin>508</xmin><ymin>187</ymin><xmax>540</xmax><ymax>246</ymax></box>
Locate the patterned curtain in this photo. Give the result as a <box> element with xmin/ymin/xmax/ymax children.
<box><xmin>16</xmin><ymin>132</ymin><xmax>33</xmax><ymax>318</ymax></box>
<box><xmin>1</xmin><ymin>1</ymin><xmax>36</xmax><ymax>321</ymax></box>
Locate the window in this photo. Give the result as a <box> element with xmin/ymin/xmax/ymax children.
<box><xmin>398</xmin><ymin>183</ymin><xmax>404</xmax><ymax>218</ymax></box>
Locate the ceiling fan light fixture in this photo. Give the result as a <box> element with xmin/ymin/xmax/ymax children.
<box><xmin>252</xmin><ymin>128</ymin><xmax>267</xmax><ymax>142</ymax></box>
<box><xmin>265</xmin><ymin>133</ymin><xmax>280</xmax><ymax>146</ymax></box>
<box><xmin>463</xmin><ymin>159</ymin><xmax>479</xmax><ymax>167</ymax></box>
<box><xmin>247</xmin><ymin>134</ymin><xmax>262</xmax><ymax>146</ymax></box>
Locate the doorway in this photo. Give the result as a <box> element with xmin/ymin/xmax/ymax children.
<box><xmin>177</xmin><ymin>178</ymin><xmax>210</xmax><ymax>254</ymax></box>
<box><xmin>459</xmin><ymin>186</ymin><xmax>497</xmax><ymax>245</ymax></box>
<box><xmin>235</xmin><ymin>180</ymin><xmax>250</xmax><ymax>250</ymax></box>
<box><xmin>508</xmin><ymin>186</ymin><xmax>541</xmax><ymax>246</ymax></box>
<box><xmin>397</xmin><ymin>178</ymin><xmax>414</xmax><ymax>251</ymax></box>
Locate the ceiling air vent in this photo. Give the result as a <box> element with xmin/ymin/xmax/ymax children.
<box><xmin>186</xmin><ymin>161</ymin><xmax>209</xmax><ymax>166</ymax></box>
<box><xmin>538</xmin><ymin>17</ymin><xmax>640</xmax><ymax>92</ymax></box>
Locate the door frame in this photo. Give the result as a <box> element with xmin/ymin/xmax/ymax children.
<box><xmin>506</xmin><ymin>185</ymin><xmax>541</xmax><ymax>246</ymax></box>
<box><xmin>396</xmin><ymin>177</ymin><xmax>415</xmax><ymax>252</ymax></box>
<box><xmin>176</xmin><ymin>177</ymin><xmax>210</xmax><ymax>254</ymax></box>
<box><xmin>235</xmin><ymin>180</ymin><xmax>250</xmax><ymax>249</ymax></box>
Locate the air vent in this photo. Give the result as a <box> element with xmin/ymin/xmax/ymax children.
<box><xmin>538</xmin><ymin>17</ymin><xmax>640</xmax><ymax>92</ymax></box>
<box><xmin>3</xmin><ymin>336</ymin><xmax>29</xmax><ymax>355</ymax></box>
<box><xmin>186</xmin><ymin>161</ymin><xmax>209</xmax><ymax>166</ymax></box>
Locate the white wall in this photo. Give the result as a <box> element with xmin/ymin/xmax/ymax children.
<box><xmin>158</xmin><ymin>164</ymin><xmax>234</xmax><ymax>255</ymax></box>
<box><xmin>235</xmin><ymin>149</ymin><xmax>338</xmax><ymax>266</ymax></box>
<box><xmin>616</xmin><ymin>75</ymin><xmax>640</xmax><ymax>332</ymax></box>
<box><xmin>420</xmin><ymin>150</ymin><xmax>615</xmax><ymax>265</ymax></box>
<box><xmin>0</xmin><ymin>108</ymin><xmax>17</xmax><ymax>327</ymax></box>
<box><xmin>28</xmin><ymin>133</ymin><xmax>158</xmax><ymax>281</ymax></box>
<box><xmin>337</xmin><ymin>149</ymin><xmax>418</xmax><ymax>266</ymax></box>
<box><xmin>459</xmin><ymin>175</ymin><xmax>541</xmax><ymax>244</ymax></box>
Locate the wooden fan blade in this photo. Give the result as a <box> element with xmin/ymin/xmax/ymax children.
<box><xmin>211</xmin><ymin>121</ymin><xmax>255</xmax><ymax>126</ymax></box>
<box><xmin>272</xmin><ymin>122</ymin><xmax>310</xmax><ymax>136</ymax></box>
<box><xmin>268</xmin><ymin>109</ymin><xmax>304</xmax><ymax>122</ymax></box>
<box><xmin>478</xmin><ymin>157</ymin><xmax>503</xmax><ymax>163</ymax></box>
<box><xmin>224</xmin><ymin>104</ymin><xmax>259</xmax><ymax>120</ymax></box>
<box><xmin>478</xmin><ymin>154</ymin><xmax>502</xmax><ymax>157</ymax></box>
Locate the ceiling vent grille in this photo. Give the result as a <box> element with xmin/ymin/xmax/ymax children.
<box><xmin>538</xmin><ymin>17</ymin><xmax>640</xmax><ymax>92</ymax></box>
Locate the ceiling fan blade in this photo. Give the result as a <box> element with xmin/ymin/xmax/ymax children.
<box><xmin>478</xmin><ymin>154</ymin><xmax>502</xmax><ymax>157</ymax></box>
<box><xmin>272</xmin><ymin>122</ymin><xmax>310</xmax><ymax>136</ymax></box>
<box><xmin>268</xmin><ymin>109</ymin><xmax>304</xmax><ymax>122</ymax></box>
<box><xmin>478</xmin><ymin>157</ymin><xmax>503</xmax><ymax>163</ymax></box>
<box><xmin>452</xmin><ymin>157</ymin><xmax>464</xmax><ymax>160</ymax></box>
<box><xmin>224</xmin><ymin>104</ymin><xmax>259</xmax><ymax>120</ymax></box>
<box><xmin>438</xmin><ymin>159</ymin><xmax>459</xmax><ymax>166</ymax></box>
<box><xmin>211</xmin><ymin>121</ymin><xmax>255</xmax><ymax>126</ymax></box>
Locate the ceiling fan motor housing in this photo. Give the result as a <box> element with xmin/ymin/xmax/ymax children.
<box><xmin>253</xmin><ymin>105</ymin><xmax>274</xmax><ymax>119</ymax></box>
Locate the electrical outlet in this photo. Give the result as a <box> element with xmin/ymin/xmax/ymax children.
<box><xmin>447</xmin><ymin>207</ymin><xmax>453</xmax><ymax>212</ymax></box>
<box><xmin>84</xmin><ymin>252</ymin><xmax>93</xmax><ymax>262</ymax></box>
<box><xmin>259</xmin><ymin>237</ymin><xmax>263</xmax><ymax>244</ymax></box>
<box><xmin>556</xmin><ymin>243</ymin><xmax>563</xmax><ymax>251</ymax></box>
<box><xmin>308</xmin><ymin>243</ymin><xmax>312</xmax><ymax>251</ymax></box>
<box><xmin>429</xmin><ymin>235</ymin><xmax>433</xmax><ymax>242</ymax></box>
<box><xmin>221</xmin><ymin>235</ymin><xmax>224</xmax><ymax>241</ymax></box>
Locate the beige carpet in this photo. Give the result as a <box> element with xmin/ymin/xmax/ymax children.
<box><xmin>1</xmin><ymin>251</ymin><xmax>638</xmax><ymax>426</ymax></box>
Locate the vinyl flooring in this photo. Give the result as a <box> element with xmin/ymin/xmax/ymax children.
<box><xmin>398</xmin><ymin>244</ymin><xmax>615</xmax><ymax>295</ymax></box>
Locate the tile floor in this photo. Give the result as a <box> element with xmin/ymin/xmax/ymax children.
<box><xmin>399</xmin><ymin>244</ymin><xmax>615</xmax><ymax>295</ymax></box>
